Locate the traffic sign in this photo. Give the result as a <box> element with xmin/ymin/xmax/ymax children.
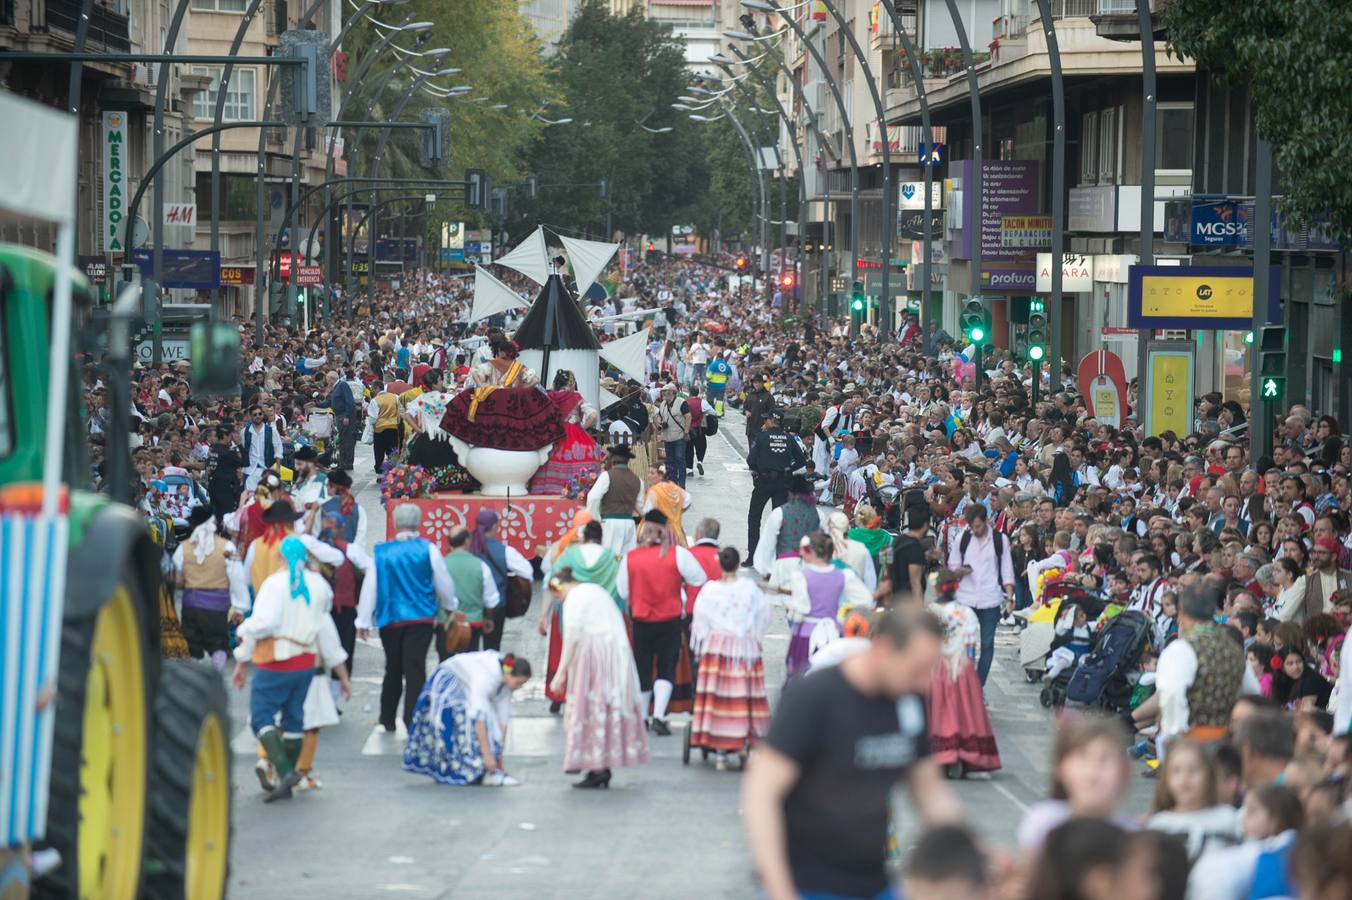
<box><xmin>294</xmin><ymin>265</ymin><xmax>324</xmax><ymax>286</ymax></box>
<box><xmin>918</xmin><ymin>143</ymin><xmax>945</xmax><ymax>166</ymax></box>
<box><xmin>1261</xmin><ymin>376</ymin><xmax>1285</xmax><ymax>400</ymax></box>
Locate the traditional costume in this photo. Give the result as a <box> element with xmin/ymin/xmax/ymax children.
<box><xmin>927</xmin><ymin>585</ymin><xmax>1002</xmax><ymax>773</ymax></box>
<box><xmin>644</xmin><ymin>477</ymin><xmax>693</xmax><ymax>547</ymax></box>
<box><xmin>784</xmin><ymin>562</ymin><xmax>872</xmax><ymax>679</ymax></box>
<box><xmin>173</xmin><ymin>507</ymin><xmax>235</xmax><ymax>671</ymax></box>
<box><xmin>542</xmin><ymin>514</ymin><xmax>622</xmax><ymax>706</ymax></box>
<box><xmin>529</xmin><ymin>388</ymin><xmax>600</xmax><ymax>496</ymax></box>
<box><xmin>752</xmin><ymin>482</ymin><xmax>822</xmax><ymax>592</ymax></box>
<box><xmin>404</xmin><ymin>387</ymin><xmax>460</xmax><ymax>469</ymax></box>
<box><xmin>689</xmin><ymin>575</ymin><xmax>771</xmax><ymax>753</ymax></box>
<box><xmin>551</xmin><ymin>582</ymin><xmax>651</xmax><ymax>776</ymax></box>
<box><xmin>585</xmin><ymin>448</ymin><xmax>643</xmax><ymax>556</ymax></box>
<box><xmin>403</xmin><ymin>650</ymin><xmax>518</xmax><ymax>785</ymax></box>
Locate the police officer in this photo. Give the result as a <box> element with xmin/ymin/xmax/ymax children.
<box><xmin>745</xmin><ymin>406</ymin><xmax>807</xmax><ymax>566</ymax></box>
<box><xmin>743</xmin><ymin>371</ymin><xmax>776</xmax><ymax>448</ymax></box>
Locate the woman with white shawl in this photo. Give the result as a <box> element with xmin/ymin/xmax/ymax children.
<box><xmin>826</xmin><ymin>510</ymin><xmax>878</xmax><ymax>593</ymax></box>
<box><xmin>689</xmin><ymin>547</ymin><xmax>771</xmax><ymax>770</ymax></box>
<box><xmin>550</xmin><ymin>573</ymin><xmax>650</xmax><ymax>788</ymax></box>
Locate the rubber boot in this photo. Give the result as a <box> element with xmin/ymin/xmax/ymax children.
<box><xmin>257</xmin><ymin>728</ymin><xmax>293</xmax><ymax>778</ymax></box>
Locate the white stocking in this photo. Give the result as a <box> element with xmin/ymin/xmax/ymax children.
<box><xmin>653</xmin><ymin>679</ymin><xmax>673</xmax><ymax>721</ymax></box>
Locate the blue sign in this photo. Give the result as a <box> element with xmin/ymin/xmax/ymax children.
<box><xmin>465</xmin><ymin>241</ymin><xmax>481</xmax><ymax>254</ymax></box>
<box><xmin>375</xmin><ymin>238</ymin><xmax>418</xmax><ymax>263</ymax></box>
<box><xmin>1190</xmin><ymin>199</ymin><xmax>1249</xmax><ymax>246</ymax></box>
<box><xmin>918</xmin><ymin>143</ymin><xmax>945</xmax><ymax>167</ymax></box>
<box><xmin>130</xmin><ymin>249</ymin><xmax>220</xmax><ymax>290</ymax></box>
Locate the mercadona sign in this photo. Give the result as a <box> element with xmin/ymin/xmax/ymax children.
<box><xmin>103</xmin><ymin>111</ymin><xmax>128</xmax><ymax>252</ymax></box>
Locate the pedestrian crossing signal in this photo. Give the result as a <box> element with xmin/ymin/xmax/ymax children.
<box><xmin>1261</xmin><ymin>376</ymin><xmax>1284</xmax><ymax>400</ymax></box>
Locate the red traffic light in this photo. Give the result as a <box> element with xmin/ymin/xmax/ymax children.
<box><xmin>735</xmin><ymin>256</ymin><xmax>746</xmax><ymax>269</ymax></box>
<box><xmin>647</xmin><ymin>242</ymin><xmax>655</xmax><ymax>252</ymax></box>
<box><xmin>781</xmin><ymin>273</ymin><xmax>795</xmax><ymax>288</ymax></box>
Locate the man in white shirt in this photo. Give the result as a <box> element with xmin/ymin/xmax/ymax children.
<box><xmin>1127</xmin><ymin>553</ymin><xmax>1168</xmax><ymax>621</ymax></box>
<box><xmin>946</xmin><ymin>505</ymin><xmax>1015</xmax><ymax>686</ymax></box>
<box><xmin>687</xmin><ymin>336</ymin><xmax>710</xmax><ymax>387</ymax></box>
<box><xmin>1156</xmin><ymin>584</ymin><xmax>1258</xmax><ymax>750</ymax></box>
<box><xmin>241</xmin><ymin>405</ymin><xmax>284</xmax><ymax>492</ymax></box>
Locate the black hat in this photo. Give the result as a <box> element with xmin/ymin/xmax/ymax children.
<box><xmin>187</xmin><ymin>505</ymin><xmax>214</xmax><ymax>530</ymax></box>
<box><xmin>260</xmin><ymin>499</ymin><xmax>304</xmax><ymax>524</ymax></box>
<box><xmin>606</xmin><ymin>444</ymin><xmax>634</xmax><ymax>461</ymax></box>
<box><xmin>327</xmin><ymin>468</ymin><xmax>353</xmax><ymax>488</ymax></box>
<box><xmin>763</xmin><ymin>406</ymin><xmax>782</xmax><ymax>420</ymax></box>
<box><xmin>293</xmin><ymin>446</ymin><xmax>319</xmax><ymax>462</ymax></box>
<box><xmin>642</xmin><ymin>509</ymin><xmax>669</xmax><ymax>526</ymax></box>
<box><xmin>788</xmin><ymin>474</ymin><xmax>815</xmax><ymax>495</ymax></box>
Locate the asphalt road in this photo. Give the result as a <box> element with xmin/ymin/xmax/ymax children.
<box><xmin>226</xmin><ymin>408</ymin><xmax>1151</xmax><ymax>898</ymax></box>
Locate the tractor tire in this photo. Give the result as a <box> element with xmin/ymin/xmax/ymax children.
<box><xmin>142</xmin><ymin>659</ymin><xmax>232</xmax><ymax>900</ymax></box>
<box><xmin>37</xmin><ymin>582</ymin><xmax>153</xmax><ymax>900</ymax></box>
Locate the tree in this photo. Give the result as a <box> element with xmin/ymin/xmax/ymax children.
<box><xmin>1161</xmin><ymin>0</ymin><xmax>1352</xmax><ymax>240</ymax></box>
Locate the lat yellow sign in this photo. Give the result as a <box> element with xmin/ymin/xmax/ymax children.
<box><xmin>1147</xmin><ymin>350</ymin><xmax>1193</xmax><ymax>438</ymax></box>
<box><xmin>1139</xmin><ymin>274</ymin><xmax>1251</xmax><ymax>319</ymax></box>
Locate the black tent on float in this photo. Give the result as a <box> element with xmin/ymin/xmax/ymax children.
<box><xmin>514</xmin><ymin>273</ymin><xmax>602</xmax><ymax>407</ymax></box>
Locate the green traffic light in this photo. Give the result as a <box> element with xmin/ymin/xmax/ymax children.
<box><xmin>1244</xmin><ymin>331</ymin><xmax>1254</xmax><ymax>344</ymax></box>
<box><xmin>1028</xmin><ymin>345</ymin><xmax>1045</xmax><ymax>361</ymax></box>
<box><xmin>970</xmin><ymin>327</ymin><xmax>985</xmax><ymax>342</ymax></box>
<box><xmin>851</xmin><ymin>297</ymin><xmax>864</xmax><ymax>311</ymax></box>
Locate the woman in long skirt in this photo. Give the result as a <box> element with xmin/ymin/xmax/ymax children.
<box><xmin>539</xmin><ymin>515</ymin><xmax>621</xmax><ymax>713</ymax></box>
<box><xmin>549</xmin><ymin>573</ymin><xmax>650</xmax><ymax>788</ymax></box>
<box><xmin>926</xmin><ymin>570</ymin><xmax>1001</xmax><ymax>776</ymax></box>
<box><xmin>403</xmin><ymin>651</ymin><xmax>532</xmax><ymax>786</ymax></box>
<box><xmin>689</xmin><ymin>547</ymin><xmax>771</xmax><ymax>770</ymax></box>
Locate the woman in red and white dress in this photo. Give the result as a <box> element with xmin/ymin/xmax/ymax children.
<box><xmin>926</xmin><ymin>569</ymin><xmax>1002</xmax><ymax>777</ymax></box>
<box><xmin>529</xmin><ymin>369</ymin><xmax>600</xmax><ymax>497</ymax></box>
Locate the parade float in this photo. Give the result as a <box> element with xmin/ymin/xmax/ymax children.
<box><xmin>384</xmin><ymin>228</ymin><xmax>647</xmax><ymax>556</ymax></box>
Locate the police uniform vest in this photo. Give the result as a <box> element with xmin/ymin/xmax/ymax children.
<box><xmin>776</xmin><ymin>498</ymin><xmax>820</xmax><ymax>556</ymax></box>
<box><xmin>1182</xmin><ymin>623</ymin><xmax>1245</xmax><ymax>728</ymax></box>
<box><xmin>601</xmin><ymin>467</ymin><xmax>643</xmax><ymax>517</ymax></box>
<box><xmin>373</xmin><ymin>538</ymin><xmax>438</xmax><ymax>629</ymax></box>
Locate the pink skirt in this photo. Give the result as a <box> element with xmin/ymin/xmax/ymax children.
<box><xmin>529</xmin><ymin>423</ymin><xmax>600</xmax><ymax>497</ymax></box>
<box><xmin>561</xmin><ymin>642</ymin><xmax>651</xmax><ymax>773</ymax></box>
<box><xmin>925</xmin><ymin>661</ymin><xmax>1002</xmax><ymax>772</ymax></box>
<box><xmin>690</xmin><ymin>634</ymin><xmax>771</xmax><ymax>752</ymax></box>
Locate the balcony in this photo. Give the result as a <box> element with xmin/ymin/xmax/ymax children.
<box><xmin>33</xmin><ymin>0</ymin><xmax>131</xmax><ymax>52</ymax></box>
<box><xmin>1089</xmin><ymin>0</ymin><xmax>1166</xmax><ymax>42</ymax></box>
<box><xmin>1050</xmin><ymin>0</ymin><xmax>1098</xmax><ymax>18</ymax></box>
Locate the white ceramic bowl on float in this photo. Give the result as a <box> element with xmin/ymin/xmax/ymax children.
<box><xmin>445</xmin><ymin>436</ymin><xmax>554</xmax><ymax>497</ymax></box>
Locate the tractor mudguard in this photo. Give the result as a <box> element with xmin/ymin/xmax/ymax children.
<box><xmin>65</xmin><ymin>502</ymin><xmax>162</xmax><ymax>627</ymax></box>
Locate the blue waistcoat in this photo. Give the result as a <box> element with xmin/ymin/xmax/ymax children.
<box><xmin>374</xmin><ymin>538</ymin><xmax>438</xmax><ymax>628</ymax></box>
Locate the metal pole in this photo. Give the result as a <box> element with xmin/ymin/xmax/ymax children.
<box><xmin>1034</xmin><ymin>0</ymin><xmax>1065</xmax><ymax>392</ymax></box>
<box><xmin>66</xmin><ymin>0</ymin><xmax>92</xmax><ymax>253</ymax></box>
<box><xmin>209</xmin><ymin>0</ymin><xmax>266</xmax><ymax>313</ymax></box>
<box><xmin>721</xmin><ymin>105</ymin><xmax>769</xmax><ymax>276</ymax></box>
<box><xmin>817</xmin><ymin>0</ymin><xmax>894</xmax><ymax>339</ymax></box>
<box><xmin>1136</xmin><ymin>0</ymin><xmax>1156</xmax><ymax>429</ymax></box>
<box><xmin>744</xmin><ymin>14</ymin><xmax>859</xmax><ymax>291</ymax></box>
<box><xmin>942</xmin><ymin>0</ymin><xmax>983</xmax><ymax>315</ymax></box>
<box><xmin>879</xmin><ymin>0</ymin><xmax>935</xmax><ymax>329</ymax></box>
<box><xmin>1251</xmin><ymin>138</ymin><xmax>1274</xmax><ymax>461</ymax></box>
<box><xmin>151</xmin><ymin>0</ymin><xmax>194</xmax><ymax>365</ymax></box>
<box><xmin>709</xmin><ymin>72</ymin><xmax>780</xmax><ymax>303</ymax></box>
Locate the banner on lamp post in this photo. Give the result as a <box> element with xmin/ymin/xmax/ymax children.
<box><xmin>102</xmin><ymin>111</ymin><xmax>128</xmax><ymax>252</ymax></box>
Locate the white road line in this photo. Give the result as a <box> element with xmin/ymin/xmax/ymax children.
<box><xmin>361</xmin><ymin>722</ymin><xmax>407</xmax><ymax>755</ymax></box>
<box><xmin>991</xmin><ymin>778</ymin><xmax>1031</xmax><ymax>813</ymax></box>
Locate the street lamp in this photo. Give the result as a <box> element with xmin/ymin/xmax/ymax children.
<box><xmin>688</xmin><ymin>113</ymin><xmax>725</xmax><ymax>122</ymax></box>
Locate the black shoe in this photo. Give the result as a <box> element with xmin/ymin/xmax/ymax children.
<box><xmin>573</xmin><ymin>769</ymin><xmax>612</xmax><ymax>789</ymax></box>
<box><xmin>740</xmin><ymin>559</ymin><xmax>755</xmax><ymax>569</ymax></box>
<box><xmin>549</xmin><ymin>700</ymin><xmax>562</xmax><ymax>714</ymax></box>
<box><xmin>651</xmin><ymin>718</ymin><xmax>671</xmax><ymax>736</ymax></box>
<box><xmin>264</xmin><ymin>769</ymin><xmax>302</xmax><ymax>803</ymax></box>
<box><xmin>697</xmin><ymin>462</ymin><xmax>704</xmax><ymax>475</ymax></box>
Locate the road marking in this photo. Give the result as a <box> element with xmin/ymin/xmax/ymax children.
<box><xmin>991</xmin><ymin>779</ymin><xmax>1031</xmax><ymax>813</ymax></box>
<box><xmin>361</xmin><ymin>722</ymin><xmax>407</xmax><ymax>755</ymax></box>
<box><xmin>723</xmin><ymin>462</ymin><xmax>750</xmax><ymax>472</ymax></box>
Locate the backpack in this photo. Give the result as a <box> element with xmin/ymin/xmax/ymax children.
<box><xmin>958</xmin><ymin>528</ymin><xmax>1006</xmax><ymax>571</ymax></box>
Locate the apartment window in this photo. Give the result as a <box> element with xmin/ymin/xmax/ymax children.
<box><xmin>192</xmin><ymin>67</ymin><xmax>255</xmax><ymax>121</ymax></box>
<box><xmin>191</xmin><ymin>0</ymin><xmax>247</xmax><ymax>10</ymax></box>
<box><xmin>1155</xmin><ymin>102</ymin><xmax>1194</xmax><ymax>172</ymax></box>
<box><xmin>1098</xmin><ymin>105</ymin><xmax>1119</xmax><ymax>184</ymax></box>
<box><xmin>1080</xmin><ymin>110</ymin><xmax>1098</xmax><ymax>184</ymax></box>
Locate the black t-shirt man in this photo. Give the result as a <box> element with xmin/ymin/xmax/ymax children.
<box><xmin>765</xmin><ymin>667</ymin><xmax>930</xmax><ymax>898</ymax></box>
<box><xmin>890</xmin><ymin>533</ymin><xmax>929</xmax><ymax>601</ymax></box>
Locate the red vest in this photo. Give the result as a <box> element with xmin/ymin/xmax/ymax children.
<box><xmin>627</xmin><ymin>545</ymin><xmax>684</xmax><ymax>623</ymax></box>
<box><xmin>684</xmin><ymin>542</ymin><xmax>720</xmax><ymax>617</ymax></box>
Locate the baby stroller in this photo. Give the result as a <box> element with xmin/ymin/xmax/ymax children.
<box><xmin>1041</xmin><ymin>610</ymin><xmax>1152</xmax><ymax>711</ymax></box>
<box><xmin>1019</xmin><ymin>584</ymin><xmax>1109</xmax><ymax>683</ymax></box>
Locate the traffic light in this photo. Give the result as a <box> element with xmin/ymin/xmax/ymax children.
<box><xmin>781</xmin><ymin>273</ymin><xmax>795</xmax><ymax>289</ymax></box>
<box><xmin>849</xmin><ymin>280</ymin><xmax>867</xmax><ymax>313</ymax></box>
<box><xmin>1258</xmin><ymin>325</ymin><xmax>1287</xmax><ymax>404</ymax></box>
<box><xmin>296</xmin><ymin>289</ymin><xmax>306</xmax><ymax>306</ymax></box>
<box><xmin>735</xmin><ymin>255</ymin><xmax>747</xmax><ymax>270</ymax></box>
<box><xmin>960</xmin><ymin>299</ymin><xmax>989</xmax><ymax>344</ymax></box>
<box><xmin>1027</xmin><ymin>311</ymin><xmax>1047</xmax><ymax>362</ymax></box>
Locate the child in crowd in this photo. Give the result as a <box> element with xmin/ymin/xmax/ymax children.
<box><xmin>1018</xmin><ymin>716</ymin><xmax>1135</xmax><ymax>852</ymax></box>
<box><xmin>1155</xmin><ymin>591</ymin><xmax>1179</xmax><ymax>649</ymax></box>
<box><xmin>902</xmin><ymin>825</ymin><xmax>992</xmax><ymax>900</ymax></box>
<box><xmin>1046</xmin><ymin>602</ymin><xmax>1094</xmax><ymax>681</ymax></box>
<box><xmin>1146</xmin><ymin>739</ymin><xmax>1241</xmax><ymax>861</ymax></box>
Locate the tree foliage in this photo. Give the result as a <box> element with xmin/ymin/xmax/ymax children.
<box><xmin>1161</xmin><ymin>0</ymin><xmax>1352</xmax><ymax>240</ymax></box>
<box><xmin>510</xmin><ymin>0</ymin><xmax>709</xmax><ymax>241</ymax></box>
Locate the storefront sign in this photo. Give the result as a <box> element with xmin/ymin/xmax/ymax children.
<box><xmin>130</xmin><ymin>249</ymin><xmax>220</xmax><ymax>290</ymax></box>
<box><xmin>897</xmin><ymin>209</ymin><xmax>944</xmax><ymax>240</ymax></box>
<box><xmin>1100</xmin><ymin>326</ymin><xmax>1138</xmax><ymax>342</ymax></box>
<box><xmin>1190</xmin><ymin>199</ymin><xmax>1247</xmax><ymax>246</ymax></box>
<box><xmin>1069</xmin><ymin>185</ymin><xmax>1116</xmax><ymax>232</ymax></box>
<box><xmin>219</xmin><ymin>264</ymin><xmax>256</xmax><ymax>286</ymax></box>
<box><xmin>163</xmin><ymin>203</ymin><xmax>196</xmax><ymax>228</ymax></box>
<box><xmin>896</xmin><ymin>181</ymin><xmax>944</xmax><ymax>210</ymax></box>
<box><xmin>135</xmin><ymin>339</ymin><xmax>191</xmax><ymax>363</ymax></box>
<box><xmin>983</xmin><ymin>267</ymin><xmax>1036</xmax><ymax>291</ymax></box>
<box><xmin>954</xmin><ymin>160</ymin><xmax>1041</xmax><ymax>294</ymax></box>
<box><xmin>1092</xmin><ymin>254</ymin><xmax>1136</xmax><ymax>284</ymax></box>
<box><xmin>1128</xmin><ymin>265</ymin><xmax>1281</xmax><ymax>330</ymax></box>
<box><xmin>1036</xmin><ymin>253</ymin><xmax>1095</xmax><ymax>293</ymax></box>
<box><xmin>1146</xmin><ymin>347</ymin><xmax>1193</xmax><ymax>438</ymax></box>
<box><xmin>102</xmin><ymin>111</ymin><xmax>128</xmax><ymax>252</ymax></box>
<box><xmin>1000</xmin><ymin>215</ymin><xmax>1052</xmax><ymax>249</ymax></box>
